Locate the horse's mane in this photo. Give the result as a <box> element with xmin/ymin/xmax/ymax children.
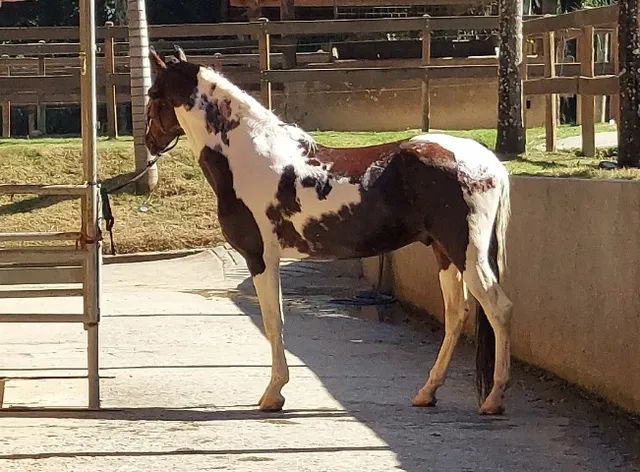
<box><xmin>198</xmin><ymin>65</ymin><xmax>317</xmax><ymax>158</ymax></box>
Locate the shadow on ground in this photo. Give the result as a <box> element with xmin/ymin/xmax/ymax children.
<box><xmin>229</xmin><ymin>260</ymin><xmax>640</xmax><ymax>471</ymax></box>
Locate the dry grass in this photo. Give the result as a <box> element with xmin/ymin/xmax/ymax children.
<box><xmin>1</xmin><ymin>125</ymin><xmax>637</xmax><ymax>254</ymax></box>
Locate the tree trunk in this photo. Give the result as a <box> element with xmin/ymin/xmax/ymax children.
<box><xmin>128</xmin><ymin>0</ymin><xmax>158</xmax><ymax>192</ymax></box>
<box><xmin>115</xmin><ymin>0</ymin><xmax>128</xmax><ymax>25</ymax></box>
<box><xmin>496</xmin><ymin>0</ymin><xmax>526</xmax><ymax>159</ymax></box>
<box><xmin>618</xmin><ymin>0</ymin><xmax>640</xmax><ymax>167</ymax></box>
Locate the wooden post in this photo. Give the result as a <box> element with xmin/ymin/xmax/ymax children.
<box><xmin>104</xmin><ymin>21</ymin><xmax>118</xmax><ymax>138</ymax></box>
<box><xmin>280</xmin><ymin>0</ymin><xmax>297</xmax><ymax>69</ymax></box>
<box><xmin>610</xmin><ymin>26</ymin><xmax>620</xmax><ymax>125</ymax></box>
<box><xmin>421</xmin><ymin>15</ymin><xmax>431</xmax><ymax>132</ymax></box>
<box><xmin>521</xmin><ymin>34</ymin><xmax>529</xmax><ymax>132</ymax></box>
<box><xmin>258</xmin><ymin>18</ymin><xmax>272</xmax><ymax>110</ymax></box>
<box><xmin>79</xmin><ymin>0</ymin><xmax>101</xmax><ymax>410</ymax></box>
<box><xmin>37</xmin><ymin>52</ymin><xmax>46</xmax><ymax>134</ymax></box>
<box><xmin>579</xmin><ymin>26</ymin><xmax>596</xmax><ymax>157</ymax></box>
<box><xmin>544</xmin><ymin>31</ymin><xmax>557</xmax><ymax>152</ymax></box>
<box><xmin>28</xmin><ymin>110</ymin><xmax>36</xmax><ymax>135</ymax></box>
<box><xmin>1</xmin><ymin>101</ymin><xmax>9</xmax><ymax>138</ymax></box>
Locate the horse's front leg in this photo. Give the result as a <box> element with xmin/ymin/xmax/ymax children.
<box><xmin>252</xmin><ymin>253</ymin><xmax>289</xmax><ymax>412</ymax></box>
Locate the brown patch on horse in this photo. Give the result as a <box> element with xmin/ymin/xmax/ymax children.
<box><xmin>306</xmin><ymin>140</ymin><xmax>404</xmax><ymax>181</ymax></box>
<box><xmin>199</xmin><ymin>146</ymin><xmax>266</xmax><ymax>276</ymax></box>
<box><xmin>400</xmin><ymin>141</ymin><xmax>456</xmax><ymax>165</ymax></box>
<box><xmin>199</xmin><ymin>94</ymin><xmax>240</xmax><ymax>146</ymax></box>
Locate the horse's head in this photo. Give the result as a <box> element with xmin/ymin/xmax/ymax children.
<box><xmin>145</xmin><ymin>46</ymin><xmax>199</xmax><ymax>156</ymax></box>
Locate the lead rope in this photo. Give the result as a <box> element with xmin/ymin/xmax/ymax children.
<box><xmin>100</xmin><ymin>136</ymin><xmax>179</xmax><ymax>255</ymax></box>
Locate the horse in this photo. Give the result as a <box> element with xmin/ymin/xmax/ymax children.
<box><xmin>144</xmin><ymin>46</ymin><xmax>513</xmax><ymax>415</ymax></box>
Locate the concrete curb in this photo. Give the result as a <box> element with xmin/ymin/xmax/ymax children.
<box><xmin>102</xmin><ymin>247</ymin><xmax>208</xmax><ymax>265</ymax></box>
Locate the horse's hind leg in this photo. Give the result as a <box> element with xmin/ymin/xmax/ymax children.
<box><xmin>413</xmin><ymin>244</ymin><xmax>469</xmax><ymax>407</ymax></box>
<box><xmin>463</xmin><ymin>244</ymin><xmax>513</xmax><ymax>415</ymax></box>
<box><xmin>252</xmin><ymin>253</ymin><xmax>289</xmax><ymax>412</ymax></box>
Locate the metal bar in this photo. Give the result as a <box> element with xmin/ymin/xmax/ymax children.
<box><xmin>104</xmin><ymin>21</ymin><xmax>118</xmax><ymax>139</ymax></box>
<box><xmin>0</xmin><ymin>248</ymin><xmax>86</xmax><ymax>265</ymax></box>
<box><xmin>258</xmin><ymin>18</ymin><xmax>272</xmax><ymax>110</ymax></box>
<box><xmin>79</xmin><ymin>0</ymin><xmax>101</xmax><ymax>410</ymax></box>
<box><xmin>0</xmin><ymin>288</ymin><xmax>83</xmax><ymax>298</ymax></box>
<box><xmin>0</xmin><ymin>267</ymin><xmax>83</xmax><ymax>285</ymax></box>
<box><xmin>0</xmin><ymin>314</ymin><xmax>85</xmax><ymax>323</ymax></box>
<box><xmin>0</xmin><ymin>184</ymin><xmax>87</xmax><ymax>196</ymax></box>
<box><xmin>0</xmin><ymin>232</ymin><xmax>81</xmax><ymax>242</ymax></box>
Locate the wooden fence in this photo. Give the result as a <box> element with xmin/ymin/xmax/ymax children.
<box><xmin>0</xmin><ymin>9</ymin><xmax>623</xmax><ymax>152</ymax></box>
<box><xmin>523</xmin><ymin>4</ymin><xmax>620</xmax><ymax>155</ymax></box>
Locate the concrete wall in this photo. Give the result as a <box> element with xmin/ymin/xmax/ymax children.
<box><xmin>362</xmin><ymin>177</ymin><xmax>640</xmax><ymax>414</ymax></box>
<box><xmin>273</xmin><ymin>79</ymin><xmax>546</xmax><ymax>131</ymax></box>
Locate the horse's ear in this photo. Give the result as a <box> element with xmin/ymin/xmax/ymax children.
<box><xmin>149</xmin><ymin>46</ymin><xmax>167</xmax><ymax>74</ymax></box>
<box><xmin>173</xmin><ymin>45</ymin><xmax>188</xmax><ymax>62</ymax></box>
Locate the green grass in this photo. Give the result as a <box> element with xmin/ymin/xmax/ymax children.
<box><xmin>1</xmin><ymin>125</ymin><xmax>638</xmax><ymax>254</ymax></box>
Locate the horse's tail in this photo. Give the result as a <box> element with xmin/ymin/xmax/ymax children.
<box><xmin>475</xmin><ymin>174</ymin><xmax>510</xmax><ymax>404</ymax></box>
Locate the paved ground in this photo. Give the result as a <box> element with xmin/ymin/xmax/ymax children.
<box><xmin>555</xmin><ymin>131</ymin><xmax>618</xmax><ymax>151</ymax></box>
<box><xmin>1</xmin><ymin>247</ymin><xmax>639</xmax><ymax>471</ymax></box>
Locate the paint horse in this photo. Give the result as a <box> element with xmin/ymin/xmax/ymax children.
<box><xmin>145</xmin><ymin>47</ymin><xmax>513</xmax><ymax>415</ymax></box>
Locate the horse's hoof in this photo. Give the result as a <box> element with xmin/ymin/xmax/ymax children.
<box><xmin>479</xmin><ymin>401</ymin><xmax>505</xmax><ymax>415</ymax></box>
<box><xmin>259</xmin><ymin>394</ymin><xmax>285</xmax><ymax>412</ymax></box>
<box><xmin>412</xmin><ymin>392</ymin><xmax>437</xmax><ymax>407</ymax></box>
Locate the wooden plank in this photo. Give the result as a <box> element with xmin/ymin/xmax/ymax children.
<box><xmin>0</xmin><ymin>184</ymin><xmax>87</xmax><ymax>196</ymax></box>
<box><xmin>0</xmin><ymin>314</ymin><xmax>85</xmax><ymax>323</ymax></box>
<box><xmin>0</xmin><ymin>76</ymin><xmax>77</xmax><ymax>92</ymax></box>
<box><xmin>523</xmin><ymin>5</ymin><xmax>618</xmax><ymax>35</ymax></box>
<box><xmin>149</xmin><ymin>23</ymin><xmax>259</xmax><ymax>38</ymax></box>
<box><xmin>263</xmin><ymin>65</ymin><xmax>498</xmax><ymax>84</ymax></box>
<box><xmin>0</xmin><ymin>247</ymin><xmax>86</xmax><ymax>265</ymax></box>
<box><xmin>232</xmin><ymin>0</ymin><xmax>494</xmax><ymax>5</ymax></box>
<box><xmin>580</xmin><ymin>25</ymin><xmax>596</xmax><ymax>157</ymax></box>
<box><xmin>0</xmin><ymin>232</ymin><xmax>80</xmax><ymax>242</ymax></box>
<box><xmin>0</xmin><ymin>288</ymin><xmax>83</xmax><ymax>298</ymax></box>
<box><xmin>610</xmin><ymin>28</ymin><xmax>620</xmax><ymax>124</ymax></box>
<box><xmin>524</xmin><ymin>77</ymin><xmax>578</xmax><ymax>95</ymax></box>
<box><xmin>421</xmin><ymin>16</ymin><xmax>431</xmax><ymax>132</ymax></box>
<box><xmin>544</xmin><ymin>31</ymin><xmax>557</xmax><ymax>152</ymax></box>
<box><xmin>0</xmin><ymin>43</ymin><xmax>81</xmax><ymax>56</ymax></box>
<box><xmin>1</xmin><ymin>100</ymin><xmax>9</xmax><ymax>138</ymax></box>
<box><xmin>0</xmin><ymin>267</ymin><xmax>83</xmax><ymax>285</ymax></box>
<box><xmin>579</xmin><ymin>75</ymin><xmax>618</xmax><ymax>95</ymax></box>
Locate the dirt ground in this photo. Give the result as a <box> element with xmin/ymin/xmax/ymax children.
<box><xmin>0</xmin><ymin>248</ymin><xmax>638</xmax><ymax>471</ymax></box>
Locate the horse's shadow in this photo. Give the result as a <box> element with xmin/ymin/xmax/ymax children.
<box><xmin>229</xmin><ymin>260</ymin><xmax>640</xmax><ymax>471</ymax></box>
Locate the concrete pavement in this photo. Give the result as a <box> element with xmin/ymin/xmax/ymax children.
<box><xmin>0</xmin><ymin>247</ymin><xmax>639</xmax><ymax>471</ymax></box>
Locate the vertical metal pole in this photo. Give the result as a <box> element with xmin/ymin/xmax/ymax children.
<box><xmin>105</xmin><ymin>21</ymin><xmax>118</xmax><ymax>138</ymax></box>
<box><xmin>258</xmin><ymin>18</ymin><xmax>272</xmax><ymax>110</ymax></box>
<box><xmin>421</xmin><ymin>15</ymin><xmax>431</xmax><ymax>132</ymax></box>
<box><xmin>79</xmin><ymin>0</ymin><xmax>101</xmax><ymax>410</ymax></box>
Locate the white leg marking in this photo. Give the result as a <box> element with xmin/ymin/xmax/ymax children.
<box><xmin>463</xmin><ymin>245</ymin><xmax>513</xmax><ymax>415</ymax></box>
<box><xmin>413</xmin><ymin>264</ymin><xmax>469</xmax><ymax>407</ymax></box>
<box><xmin>252</xmin><ymin>254</ymin><xmax>289</xmax><ymax>412</ymax></box>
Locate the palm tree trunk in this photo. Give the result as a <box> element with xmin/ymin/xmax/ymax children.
<box><xmin>128</xmin><ymin>0</ymin><xmax>158</xmax><ymax>192</ymax></box>
<box><xmin>496</xmin><ymin>0</ymin><xmax>526</xmax><ymax>158</ymax></box>
<box><xmin>618</xmin><ymin>0</ymin><xmax>640</xmax><ymax>167</ymax></box>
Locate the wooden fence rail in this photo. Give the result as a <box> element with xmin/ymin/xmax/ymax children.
<box><xmin>0</xmin><ymin>10</ymin><xmax>623</xmax><ymax>147</ymax></box>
